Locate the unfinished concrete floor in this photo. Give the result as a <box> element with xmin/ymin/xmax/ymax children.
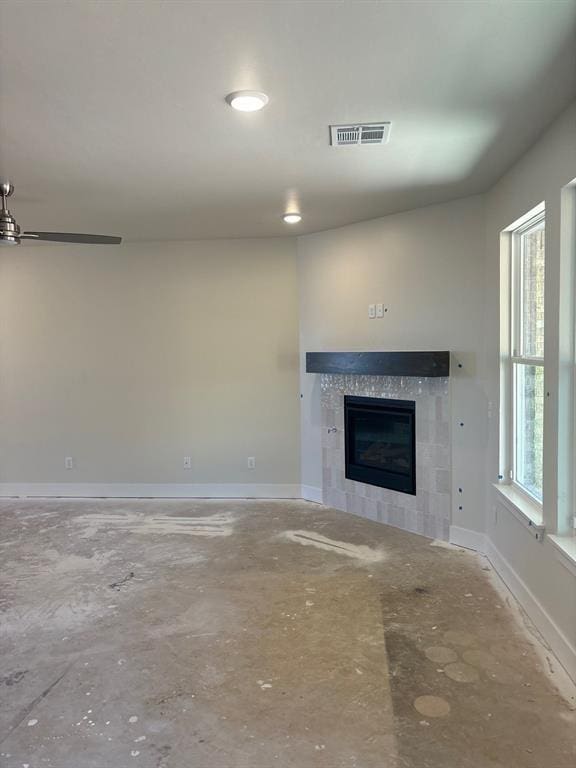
<box><xmin>1</xmin><ymin>499</ymin><xmax>575</xmax><ymax>768</ymax></box>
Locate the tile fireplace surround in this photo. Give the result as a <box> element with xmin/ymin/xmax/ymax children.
<box><xmin>320</xmin><ymin>374</ymin><xmax>451</xmax><ymax>540</ymax></box>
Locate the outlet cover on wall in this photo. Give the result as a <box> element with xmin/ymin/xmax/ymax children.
<box><xmin>183</xmin><ymin>456</ymin><xmax>192</xmax><ymax>469</ymax></box>
<box><xmin>65</xmin><ymin>456</ymin><xmax>74</xmax><ymax>470</ymax></box>
<box><xmin>247</xmin><ymin>457</ymin><xmax>256</xmax><ymax>469</ymax></box>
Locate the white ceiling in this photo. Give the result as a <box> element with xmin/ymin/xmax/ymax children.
<box><xmin>0</xmin><ymin>0</ymin><xmax>575</xmax><ymax>241</ymax></box>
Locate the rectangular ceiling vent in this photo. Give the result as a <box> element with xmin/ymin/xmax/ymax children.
<box><xmin>330</xmin><ymin>122</ymin><xmax>391</xmax><ymax>147</ymax></box>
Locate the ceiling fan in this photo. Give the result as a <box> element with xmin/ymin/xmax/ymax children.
<box><xmin>0</xmin><ymin>181</ymin><xmax>122</xmax><ymax>245</ymax></box>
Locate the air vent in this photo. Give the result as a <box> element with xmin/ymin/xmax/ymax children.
<box><xmin>330</xmin><ymin>122</ymin><xmax>391</xmax><ymax>146</ymax></box>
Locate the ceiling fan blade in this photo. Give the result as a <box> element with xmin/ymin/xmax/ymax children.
<box><xmin>21</xmin><ymin>231</ymin><xmax>122</xmax><ymax>245</ymax></box>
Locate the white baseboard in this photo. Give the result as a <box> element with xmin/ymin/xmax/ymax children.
<box><xmin>449</xmin><ymin>525</ymin><xmax>487</xmax><ymax>552</ymax></box>
<box><xmin>301</xmin><ymin>485</ymin><xmax>323</xmax><ymax>504</ymax></box>
<box><xmin>484</xmin><ymin>538</ymin><xmax>576</xmax><ymax>684</ymax></box>
<box><xmin>0</xmin><ymin>482</ymin><xmax>302</xmax><ymax>499</ymax></box>
<box><xmin>0</xmin><ymin>482</ymin><xmax>325</xmax><ymax>504</ymax></box>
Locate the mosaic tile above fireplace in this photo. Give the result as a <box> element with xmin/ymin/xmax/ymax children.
<box><xmin>320</xmin><ymin>374</ymin><xmax>450</xmax><ymax>540</ymax></box>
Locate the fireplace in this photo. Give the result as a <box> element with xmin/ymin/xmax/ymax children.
<box><xmin>344</xmin><ymin>395</ymin><xmax>416</xmax><ymax>495</ymax></box>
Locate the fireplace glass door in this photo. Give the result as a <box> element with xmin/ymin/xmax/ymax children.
<box><xmin>344</xmin><ymin>396</ymin><xmax>416</xmax><ymax>494</ymax></box>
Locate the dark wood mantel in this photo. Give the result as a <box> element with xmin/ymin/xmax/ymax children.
<box><xmin>305</xmin><ymin>351</ymin><xmax>450</xmax><ymax>377</ymax></box>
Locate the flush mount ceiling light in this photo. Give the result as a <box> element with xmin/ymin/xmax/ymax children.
<box><xmin>225</xmin><ymin>90</ymin><xmax>269</xmax><ymax>112</ymax></box>
<box><xmin>283</xmin><ymin>213</ymin><xmax>302</xmax><ymax>224</ymax></box>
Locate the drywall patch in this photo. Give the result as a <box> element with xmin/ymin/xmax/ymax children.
<box><xmin>281</xmin><ymin>530</ymin><xmax>386</xmax><ymax>564</ymax></box>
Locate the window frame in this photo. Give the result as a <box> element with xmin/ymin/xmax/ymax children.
<box><xmin>508</xmin><ymin>211</ymin><xmax>545</xmax><ymax>505</ymax></box>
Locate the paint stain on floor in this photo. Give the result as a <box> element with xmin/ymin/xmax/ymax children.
<box><xmin>74</xmin><ymin>511</ymin><xmax>236</xmax><ymax>538</ymax></box>
<box><xmin>281</xmin><ymin>529</ymin><xmax>386</xmax><ymax>563</ymax></box>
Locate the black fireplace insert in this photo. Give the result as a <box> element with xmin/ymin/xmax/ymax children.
<box><xmin>344</xmin><ymin>395</ymin><xmax>416</xmax><ymax>494</ymax></box>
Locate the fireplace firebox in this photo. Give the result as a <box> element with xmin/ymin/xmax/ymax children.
<box><xmin>344</xmin><ymin>396</ymin><xmax>416</xmax><ymax>495</ymax></box>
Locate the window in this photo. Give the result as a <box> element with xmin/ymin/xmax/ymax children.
<box><xmin>509</xmin><ymin>212</ymin><xmax>545</xmax><ymax>502</ymax></box>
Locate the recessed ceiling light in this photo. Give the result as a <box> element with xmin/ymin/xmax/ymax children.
<box><xmin>225</xmin><ymin>90</ymin><xmax>269</xmax><ymax>112</ymax></box>
<box><xmin>283</xmin><ymin>213</ymin><xmax>302</xmax><ymax>224</ymax></box>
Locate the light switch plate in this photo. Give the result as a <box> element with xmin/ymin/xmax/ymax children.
<box><xmin>368</xmin><ymin>304</ymin><xmax>376</xmax><ymax>319</ymax></box>
<box><xmin>376</xmin><ymin>303</ymin><xmax>384</xmax><ymax>317</ymax></box>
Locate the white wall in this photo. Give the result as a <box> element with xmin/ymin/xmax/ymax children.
<box><xmin>0</xmin><ymin>238</ymin><xmax>300</xmax><ymax>494</ymax></box>
<box><xmin>297</xmin><ymin>195</ymin><xmax>487</xmax><ymax>532</ymax></box>
<box><xmin>483</xmin><ymin>102</ymin><xmax>576</xmax><ymax>679</ymax></box>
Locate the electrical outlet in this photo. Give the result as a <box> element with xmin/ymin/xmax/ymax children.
<box><xmin>376</xmin><ymin>303</ymin><xmax>384</xmax><ymax>318</ymax></box>
<box><xmin>183</xmin><ymin>456</ymin><xmax>192</xmax><ymax>469</ymax></box>
<box><xmin>368</xmin><ymin>304</ymin><xmax>376</xmax><ymax>319</ymax></box>
<box><xmin>65</xmin><ymin>456</ymin><xmax>74</xmax><ymax>470</ymax></box>
<box><xmin>247</xmin><ymin>456</ymin><xmax>256</xmax><ymax>470</ymax></box>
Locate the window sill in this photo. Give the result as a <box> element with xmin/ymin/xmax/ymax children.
<box><xmin>547</xmin><ymin>535</ymin><xmax>576</xmax><ymax>578</ymax></box>
<box><xmin>492</xmin><ymin>483</ymin><xmax>545</xmax><ymax>539</ymax></box>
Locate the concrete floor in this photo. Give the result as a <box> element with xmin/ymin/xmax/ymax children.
<box><xmin>0</xmin><ymin>499</ymin><xmax>575</xmax><ymax>768</ymax></box>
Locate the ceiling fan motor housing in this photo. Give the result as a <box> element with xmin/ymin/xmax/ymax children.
<box><xmin>0</xmin><ymin>182</ymin><xmax>20</xmax><ymax>245</ymax></box>
<box><xmin>0</xmin><ymin>212</ymin><xmax>20</xmax><ymax>245</ymax></box>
